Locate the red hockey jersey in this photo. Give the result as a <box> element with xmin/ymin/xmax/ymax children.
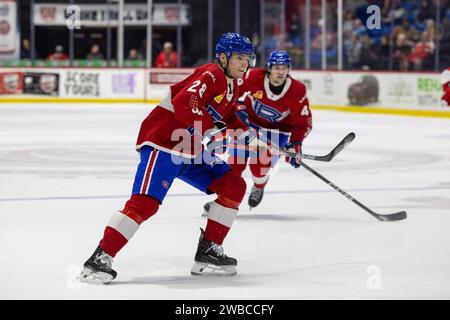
<box><xmin>237</xmin><ymin>68</ymin><xmax>312</xmax><ymax>142</ymax></box>
<box><xmin>136</xmin><ymin>63</ymin><xmax>244</xmax><ymax>158</ymax></box>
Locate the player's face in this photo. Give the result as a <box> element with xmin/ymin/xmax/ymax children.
<box><xmin>226</xmin><ymin>53</ymin><xmax>251</xmax><ymax>79</ymax></box>
<box><xmin>268</xmin><ymin>65</ymin><xmax>289</xmax><ymax>86</ymax></box>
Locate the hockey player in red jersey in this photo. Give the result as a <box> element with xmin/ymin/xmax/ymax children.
<box><xmin>79</xmin><ymin>33</ymin><xmax>255</xmax><ymax>283</ymax></box>
<box><xmin>203</xmin><ymin>50</ymin><xmax>312</xmax><ymax>213</ymax></box>
<box><xmin>442</xmin><ymin>68</ymin><xmax>450</xmax><ymax>107</ymax></box>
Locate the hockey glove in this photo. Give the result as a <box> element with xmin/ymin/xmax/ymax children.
<box><xmin>284</xmin><ymin>141</ymin><xmax>302</xmax><ymax>168</ymax></box>
<box><xmin>203</xmin><ymin>121</ymin><xmax>228</xmax><ymax>155</ymax></box>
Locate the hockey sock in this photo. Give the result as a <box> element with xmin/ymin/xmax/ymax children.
<box><xmin>204</xmin><ymin>203</ymin><xmax>237</xmax><ymax>245</ymax></box>
<box><xmin>249</xmin><ymin>161</ymin><xmax>270</xmax><ymax>188</ymax></box>
<box><xmin>205</xmin><ymin>171</ymin><xmax>246</xmax><ymax>244</ymax></box>
<box><xmin>100</xmin><ymin>194</ymin><xmax>159</xmax><ymax>257</ymax></box>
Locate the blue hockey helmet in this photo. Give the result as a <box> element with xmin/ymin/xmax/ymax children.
<box><xmin>215</xmin><ymin>32</ymin><xmax>256</xmax><ymax>67</ymax></box>
<box><xmin>266</xmin><ymin>50</ymin><xmax>292</xmax><ymax>69</ymax></box>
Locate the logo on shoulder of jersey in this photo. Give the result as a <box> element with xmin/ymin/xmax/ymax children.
<box><xmin>189</xmin><ymin>95</ymin><xmax>199</xmax><ymax>108</ymax></box>
<box><xmin>214</xmin><ymin>94</ymin><xmax>224</xmax><ymax>104</ymax></box>
<box><xmin>253</xmin><ymin>90</ymin><xmax>263</xmax><ymax>99</ymax></box>
<box><xmin>253</xmin><ymin>100</ymin><xmax>289</xmax><ymax>122</ymax></box>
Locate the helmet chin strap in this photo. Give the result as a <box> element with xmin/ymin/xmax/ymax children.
<box><xmin>220</xmin><ymin>57</ymin><xmax>233</xmax><ymax>79</ymax></box>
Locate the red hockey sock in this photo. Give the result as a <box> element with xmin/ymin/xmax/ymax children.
<box><xmin>99</xmin><ymin>194</ymin><xmax>159</xmax><ymax>257</ymax></box>
<box><xmin>250</xmin><ymin>161</ymin><xmax>271</xmax><ymax>189</ymax></box>
<box><xmin>204</xmin><ymin>218</ymin><xmax>230</xmax><ymax>245</ymax></box>
<box><xmin>100</xmin><ymin>226</ymin><xmax>128</xmax><ymax>258</ymax></box>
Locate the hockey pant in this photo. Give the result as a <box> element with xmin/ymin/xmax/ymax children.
<box><xmin>99</xmin><ymin>146</ymin><xmax>246</xmax><ymax>257</ymax></box>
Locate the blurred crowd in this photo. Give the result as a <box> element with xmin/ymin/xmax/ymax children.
<box><xmin>256</xmin><ymin>0</ymin><xmax>449</xmax><ymax>71</ymax></box>
<box><xmin>17</xmin><ymin>0</ymin><xmax>450</xmax><ymax>71</ymax></box>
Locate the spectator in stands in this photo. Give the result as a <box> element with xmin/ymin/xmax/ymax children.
<box><xmin>424</xmin><ymin>19</ymin><xmax>437</xmax><ymax>41</ymax></box>
<box><xmin>352</xmin><ymin>18</ymin><xmax>367</xmax><ymax>36</ymax></box>
<box><xmin>20</xmin><ymin>38</ymin><xmax>37</xmax><ymax>59</ymax></box>
<box><xmin>392</xmin><ymin>18</ymin><xmax>418</xmax><ymax>44</ymax></box>
<box><xmin>347</xmin><ymin>33</ymin><xmax>362</xmax><ymax>69</ymax></box>
<box><xmin>251</xmin><ymin>32</ymin><xmax>263</xmax><ymax>66</ymax></box>
<box><xmin>343</xmin><ymin>11</ymin><xmax>354</xmax><ymax>35</ymax></box>
<box><xmin>393</xmin><ymin>33</ymin><xmax>412</xmax><ymax>71</ymax></box>
<box><xmin>417</xmin><ymin>0</ymin><xmax>436</xmax><ymax>22</ymax></box>
<box><xmin>440</xmin><ymin>19</ymin><xmax>450</xmax><ymax>67</ymax></box>
<box><xmin>359</xmin><ymin>35</ymin><xmax>378</xmax><ymax>70</ymax></box>
<box><xmin>391</xmin><ymin>0</ymin><xmax>406</xmax><ymax>24</ymax></box>
<box><xmin>86</xmin><ymin>44</ymin><xmax>104</xmax><ymax>60</ymax></box>
<box><xmin>407</xmin><ymin>31</ymin><xmax>435</xmax><ymax>70</ymax></box>
<box><xmin>47</xmin><ymin>45</ymin><xmax>69</xmax><ymax>61</ymax></box>
<box><xmin>128</xmin><ymin>48</ymin><xmax>143</xmax><ymax>60</ymax></box>
<box><xmin>285</xmin><ymin>38</ymin><xmax>303</xmax><ymax>68</ymax></box>
<box><xmin>288</xmin><ymin>13</ymin><xmax>301</xmax><ymax>46</ymax></box>
<box><xmin>378</xmin><ymin>35</ymin><xmax>390</xmax><ymax>70</ymax></box>
<box><xmin>155</xmin><ymin>42</ymin><xmax>178</xmax><ymax>68</ymax></box>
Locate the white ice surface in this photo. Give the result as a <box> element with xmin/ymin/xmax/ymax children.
<box><xmin>0</xmin><ymin>103</ymin><xmax>449</xmax><ymax>299</ymax></box>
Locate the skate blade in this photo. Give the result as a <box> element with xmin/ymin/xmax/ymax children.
<box><xmin>191</xmin><ymin>262</ymin><xmax>237</xmax><ymax>276</ymax></box>
<box><xmin>79</xmin><ymin>267</ymin><xmax>114</xmax><ymax>285</ymax></box>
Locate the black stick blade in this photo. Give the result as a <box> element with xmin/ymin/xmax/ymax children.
<box><xmin>375</xmin><ymin>211</ymin><xmax>407</xmax><ymax>221</ymax></box>
<box><xmin>328</xmin><ymin>132</ymin><xmax>356</xmax><ymax>160</ymax></box>
<box><xmin>296</xmin><ymin>132</ymin><xmax>356</xmax><ymax>162</ymax></box>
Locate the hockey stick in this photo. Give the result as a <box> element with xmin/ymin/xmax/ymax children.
<box><xmin>283</xmin><ymin>132</ymin><xmax>355</xmax><ymax>163</ymax></box>
<box><xmin>300</xmin><ymin>162</ymin><xmax>407</xmax><ymax>221</ymax></box>
<box><xmin>229</xmin><ymin>132</ymin><xmax>356</xmax><ymax>163</ymax></box>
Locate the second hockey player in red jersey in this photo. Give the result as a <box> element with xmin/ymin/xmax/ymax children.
<box><xmin>203</xmin><ymin>50</ymin><xmax>312</xmax><ymax>213</ymax></box>
<box><xmin>442</xmin><ymin>67</ymin><xmax>450</xmax><ymax>107</ymax></box>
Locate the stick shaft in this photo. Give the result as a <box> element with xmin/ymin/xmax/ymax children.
<box><xmin>300</xmin><ymin>162</ymin><xmax>379</xmax><ymax>219</ymax></box>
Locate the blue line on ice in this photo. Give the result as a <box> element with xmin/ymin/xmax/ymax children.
<box><xmin>0</xmin><ymin>186</ymin><xmax>447</xmax><ymax>202</ymax></box>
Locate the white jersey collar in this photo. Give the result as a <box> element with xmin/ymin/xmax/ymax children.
<box><xmin>264</xmin><ymin>75</ymin><xmax>291</xmax><ymax>101</ymax></box>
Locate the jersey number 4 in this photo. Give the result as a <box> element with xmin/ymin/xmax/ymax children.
<box><xmin>301</xmin><ymin>105</ymin><xmax>309</xmax><ymax>116</ymax></box>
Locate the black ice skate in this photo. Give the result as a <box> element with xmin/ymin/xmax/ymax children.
<box><xmin>191</xmin><ymin>229</ymin><xmax>237</xmax><ymax>276</ymax></box>
<box><xmin>201</xmin><ymin>201</ymin><xmax>213</xmax><ymax>217</ymax></box>
<box><xmin>248</xmin><ymin>186</ymin><xmax>264</xmax><ymax>208</ymax></box>
<box><xmin>79</xmin><ymin>246</ymin><xmax>117</xmax><ymax>284</ymax></box>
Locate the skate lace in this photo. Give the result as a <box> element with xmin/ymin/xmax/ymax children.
<box><xmin>209</xmin><ymin>243</ymin><xmax>225</xmax><ymax>257</ymax></box>
<box><xmin>95</xmin><ymin>252</ymin><xmax>113</xmax><ymax>268</ymax></box>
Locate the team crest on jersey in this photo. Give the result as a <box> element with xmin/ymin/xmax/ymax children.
<box><xmin>161</xmin><ymin>180</ymin><xmax>170</xmax><ymax>189</ymax></box>
<box><xmin>253</xmin><ymin>100</ymin><xmax>289</xmax><ymax>122</ymax></box>
<box><xmin>214</xmin><ymin>94</ymin><xmax>224</xmax><ymax>104</ymax></box>
<box><xmin>253</xmin><ymin>91</ymin><xmax>263</xmax><ymax>99</ymax></box>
